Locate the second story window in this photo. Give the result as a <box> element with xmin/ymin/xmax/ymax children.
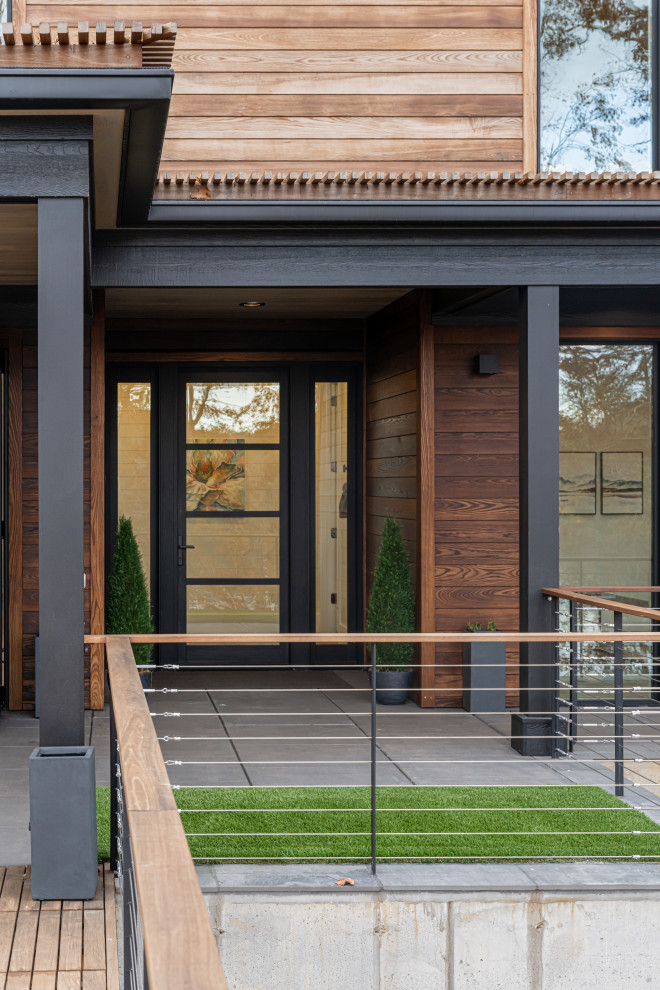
<box><xmin>540</xmin><ymin>0</ymin><xmax>652</xmax><ymax>171</ymax></box>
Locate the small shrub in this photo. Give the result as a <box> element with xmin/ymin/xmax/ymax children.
<box><xmin>106</xmin><ymin>516</ymin><xmax>153</xmax><ymax>665</ymax></box>
<box><xmin>367</xmin><ymin>517</ymin><xmax>415</xmax><ymax>670</ymax></box>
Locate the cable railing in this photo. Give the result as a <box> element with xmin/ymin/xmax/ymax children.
<box><xmin>93</xmin><ymin>623</ymin><xmax>660</xmax><ymax>901</ymax></box>
<box><xmin>544</xmin><ymin>587</ymin><xmax>660</xmax><ymax>796</ymax></box>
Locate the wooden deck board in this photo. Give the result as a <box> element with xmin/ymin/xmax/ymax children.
<box><xmin>31</xmin><ymin>974</ymin><xmax>57</xmax><ymax>990</ymax></box>
<box><xmin>33</xmin><ymin>908</ymin><xmax>61</xmax><ymax>972</ymax></box>
<box><xmin>0</xmin><ymin>867</ymin><xmax>118</xmax><ymax>990</ymax></box>
<box><xmin>58</xmin><ymin>910</ymin><xmax>83</xmax><ymax>971</ymax></box>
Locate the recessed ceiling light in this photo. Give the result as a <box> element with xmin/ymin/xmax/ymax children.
<box><xmin>239</xmin><ymin>300</ymin><xmax>265</xmax><ymax>308</ymax></box>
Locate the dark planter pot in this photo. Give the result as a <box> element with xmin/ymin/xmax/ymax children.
<box><xmin>139</xmin><ymin>671</ymin><xmax>152</xmax><ymax>690</ymax></box>
<box><xmin>462</xmin><ymin>636</ymin><xmax>506</xmax><ymax>712</ymax></box>
<box><xmin>370</xmin><ymin>669</ymin><xmax>414</xmax><ymax>705</ymax></box>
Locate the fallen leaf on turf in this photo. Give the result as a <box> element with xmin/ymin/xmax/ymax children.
<box><xmin>335</xmin><ymin>878</ymin><xmax>355</xmax><ymax>886</ymax></box>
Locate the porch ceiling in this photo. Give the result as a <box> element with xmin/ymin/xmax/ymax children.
<box><xmin>105</xmin><ymin>286</ymin><xmax>408</xmax><ymax>320</ymax></box>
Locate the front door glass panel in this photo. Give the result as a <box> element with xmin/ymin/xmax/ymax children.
<box><xmin>117</xmin><ymin>382</ymin><xmax>152</xmax><ymax>589</ymax></box>
<box><xmin>183</xmin><ymin>381</ymin><xmax>281</xmax><ymax>637</ymax></box>
<box><xmin>186</xmin><ymin>382</ymin><xmax>280</xmax><ymax>443</ymax></box>
<box><xmin>315</xmin><ymin>382</ymin><xmax>349</xmax><ymax>633</ymax></box>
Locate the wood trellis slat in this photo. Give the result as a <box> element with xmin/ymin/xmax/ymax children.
<box><xmin>0</xmin><ymin>20</ymin><xmax>176</xmax><ymax>66</ymax></box>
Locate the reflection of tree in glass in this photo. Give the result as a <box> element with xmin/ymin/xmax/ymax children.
<box><xmin>559</xmin><ymin>345</ymin><xmax>654</xmax><ymax>673</ymax></box>
<box><xmin>187</xmin><ymin>384</ymin><xmax>279</xmax><ymax>438</ymax></box>
<box><xmin>118</xmin><ymin>384</ymin><xmax>151</xmax><ymax>414</ymax></box>
<box><xmin>559</xmin><ymin>345</ymin><xmax>652</xmax><ymax>447</ymax></box>
<box><xmin>540</xmin><ymin>0</ymin><xmax>650</xmax><ymax>170</ymax></box>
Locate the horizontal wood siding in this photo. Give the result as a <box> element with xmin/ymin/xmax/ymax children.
<box><xmin>29</xmin><ymin>1</ymin><xmax>524</xmax><ymax>175</ymax></box>
<box><xmin>434</xmin><ymin>326</ymin><xmax>519</xmax><ymax>706</ymax></box>
<box><xmin>366</xmin><ymin>293</ymin><xmax>419</xmax><ymax>594</ymax></box>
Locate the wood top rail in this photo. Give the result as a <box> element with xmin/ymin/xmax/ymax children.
<box><xmin>105</xmin><ymin>636</ymin><xmax>229</xmax><ymax>990</ymax></box>
<box><xmin>91</xmin><ymin>631</ymin><xmax>660</xmax><ymax>645</ymax></box>
<box><xmin>543</xmin><ymin>588</ymin><xmax>660</xmax><ymax>623</ymax></box>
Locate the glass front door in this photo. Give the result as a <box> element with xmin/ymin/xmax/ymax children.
<box><xmin>109</xmin><ymin>362</ymin><xmax>362</xmax><ymax>667</ymax></box>
<box><xmin>180</xmin><ymin>376</ymin><xmax>286</xmax><ymax>662</ymax></box>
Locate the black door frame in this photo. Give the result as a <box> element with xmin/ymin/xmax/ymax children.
<box><xmin>106</xmin><ymin>359</ymin><xmax>363</xmax><ymax>668</ymax></box>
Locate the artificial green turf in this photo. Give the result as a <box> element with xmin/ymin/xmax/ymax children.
<box><xmin>95</xmin><ymin>785</ymin><xmax>660</xmax><ymax>864</ymax></box>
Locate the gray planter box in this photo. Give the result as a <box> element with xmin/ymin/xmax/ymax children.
<box><xmin>462</xmin><ymin>640</ymin><xmax>506</xmax><ymax>712</ymax></box>
<box><xmin>29</xmin><ymin>746</ymin><xmax>98</xmax><ymax>901</ymax></box>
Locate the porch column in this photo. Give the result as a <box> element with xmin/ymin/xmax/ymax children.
<box><xmin>37</xmin><ymin>198</ymin><xmax>86</xmax><ymax>747</ymax></box>
<box><xmin>514</xmin><ymin>286</ymin><xmax>559</xmax><ymax>756</ymax></box>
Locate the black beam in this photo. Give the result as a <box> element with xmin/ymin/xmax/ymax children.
<box><xmin>515</xmin><ymin>286</ymin><xmax>559</xmax><ymax>755</ymax></box>
<box><xmin>0</xmin><ymin>117</ymin><xmax>91</xmax><ymax>199</ymax></box>
<box><xmin>93</xmin><ymin>227</ymin><xmax>660</xmax><ymax>288</ymax></box>
<box><xmin>38</xmin><ymin>198</ymin><xmax>86</xmax><ymax>747</ymax></box>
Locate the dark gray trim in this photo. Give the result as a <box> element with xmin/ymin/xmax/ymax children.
<box><xmin>149</xmin><ymin>199</ymin><xmax>660</xmax><ymax>226</ymax></box>
<box><xmin>0</xmin><ymin>69</ymin><xmax>173</xmax><ymax>225</ymax></box>
<box><xmin>518</xmin><ymin>286</ymin><xmax>560</xmax><ymax>739</ymax></box>
<box><xmin>0</xmin><ymin>68</ymin><xmax>172</xmax><ymax>107</ymax></box>
<box><xmin>94</xmin><ymin>226</ymin><xmax>660</xmax><ymax>288</ymax></box>
<box><xmin>37</xmin><ymin>198</ymin><xmax>86</xmax><ymax>747</ymax></box>
<box><xmin>0</xmin><ymin>117</ymin><xmax>91</xmax><ymax>199</ymax></box>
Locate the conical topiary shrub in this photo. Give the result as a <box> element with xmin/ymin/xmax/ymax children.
<box><xmin>106</xmin><ymin>516</ymin><xmax>153</xmax><ymax>666</ymax></box>
<box><xmin>367</xmin><ymin>517</ymin><xmax>415</xmax><ymax>670</ymax></box>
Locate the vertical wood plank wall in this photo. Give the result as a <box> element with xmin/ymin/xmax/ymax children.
<box><xmin>434</xmin><ymin>325</ymin><xmax>520</xmax><ymax>706</ymax></box>
<box><xmin>365</xmin><ymin>291</ymin><xmax>419</xmax><ymax>599</ymax></box>
<box><xmin>28</xmin><ymin>0</ymin><xmax>525</xmax><ymax>176</ymax></box>
<box><xmin>7</xmin><ymin>326</ymin><xmax>102</xmax><ymax>710</ymax></box>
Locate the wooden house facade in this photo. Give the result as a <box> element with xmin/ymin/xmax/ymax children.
<box><xmin>0</xmin><ymin>0</ymin><xmax>659</xmax><ymax>756</ymax></box>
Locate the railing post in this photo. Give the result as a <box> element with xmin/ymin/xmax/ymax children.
<box><xmin>110</xmin><ymin>698</ymin><xmax>119</xmax><ymax>874</ymax></box>
<box><xmin>569</xmin><ymin>600</ymin><xmax>578</xmax><ymax>751</ymax></box>
<box><xmin>551</xmin><ymin>596</ymin><xmax>560</xmax><ymax>758</ymax></box>
<box><xmin>371</xmin><ymin>642</ymin><xmax>377</xmax><ymax>876</ymax></box>
<box><xmin>614</xmin><ymin>612</ymin><xmax>624</xmax><ymax>798</ymax></box>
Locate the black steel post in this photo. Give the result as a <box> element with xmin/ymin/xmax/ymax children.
<box><xmin>551</xmin><ymin>596</ymin><xmax>560</xmax><ymax>758</ymax></box>
<box><xmin>514</xmin><ymin>286</ymin><xmax>560</xmax><ymax>756</ymax></box>
<box><xmin>371</xmin><ymin>643</ymin><xmax>377</xmax><ymax>875</ymax></box>
<box><xmin>570</xmin><ymin>601</ymin><xmax>578</xmax><ymax>751</ymax></box>
<box><xmin>37</xmin><ymin>197</ymin><xmax>86</xmax><ymax>747</ymax></box>
<box><xmin>110</xmin><ymin>700</ymin><xmax>119</xmax><ymax>874</ymax></box>
<box><xmin>614</xmin><ymin>612</ymin><xmax>624</xmax><ymax>798</ymax></box>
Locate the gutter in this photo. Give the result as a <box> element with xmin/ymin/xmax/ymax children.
<box><xmin>148</xmin><ymin>199</ymin><xmax>660</xmax><ymax>227</ymax></box>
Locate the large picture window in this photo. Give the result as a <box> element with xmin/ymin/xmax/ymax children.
<box><xmin>559</xmin><ymin>344</ymin><xmax>654</xmax><ymax>587</ymax></box>
<box><xmin>540</xmin><ymin>0</ymin><xmax>652</xmax><ymax>171</ymax></box>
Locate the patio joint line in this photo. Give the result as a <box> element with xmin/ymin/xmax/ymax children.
<box><xmin>319</xmin><ymin>683</ymin><xmax>417</xmax><ymax>786</ymax></box>
<box><xmin>207</xmin><ymin>689</ymin><xmax>254</xmax><ymax>786</ymax></box>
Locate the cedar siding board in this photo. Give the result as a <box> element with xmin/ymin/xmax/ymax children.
<box><xmin>434</xmin><ymin>326</ymin><xmax>520</xmax><ymax>707</ymax></box>
<box><xmin>26</xmin><ymin>1</ymin><xmax>524</xmax><ymax>175</ymax></box>
<box><xmin>366</xmin><ymin>292</ymin><xmax>420</xmax><ymax>595</ymax></box>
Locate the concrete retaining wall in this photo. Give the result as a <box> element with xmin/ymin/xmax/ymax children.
<box><xmin>199</xmin><ymin>863</ymin><xmax>660</xmax><ymax>990</ymax></box>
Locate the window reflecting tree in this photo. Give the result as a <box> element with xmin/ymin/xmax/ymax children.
<box><xmin>540</xmin><ymin>0</ymin><xmax>651</xmax><ymax>171</ymax></box>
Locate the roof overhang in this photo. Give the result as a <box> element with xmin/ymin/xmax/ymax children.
<box><xmin>0</xmin><ymin>67</ymin><xmax>173</xmax><ymax>225</ymax></box>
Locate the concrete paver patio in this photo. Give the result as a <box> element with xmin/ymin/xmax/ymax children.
<box><xmin>3</xmin><ymin>666</ymin><xmax>660</xmax><ymax>864</ymax></box>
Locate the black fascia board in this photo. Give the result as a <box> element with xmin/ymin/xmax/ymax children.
<box><xmin>0</xmin><ymin>69</ymin><xmax>173</xmax><ymax>225</ymax></box>
<box><xmin>149</xmin><ymin>198</ymin><xmax>660</xmax><ymax>226</ymax></box>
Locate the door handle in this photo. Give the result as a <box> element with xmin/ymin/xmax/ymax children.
<box><xmin>177</xmin><ymin>542</ymin><xmax>195</xmax><ymax>566</ymax></box>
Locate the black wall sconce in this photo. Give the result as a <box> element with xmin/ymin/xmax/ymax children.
<box><xmin>474</xmin><ymin>354</ymin><xmax>499</xmax><ymax>375</ymax></box>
